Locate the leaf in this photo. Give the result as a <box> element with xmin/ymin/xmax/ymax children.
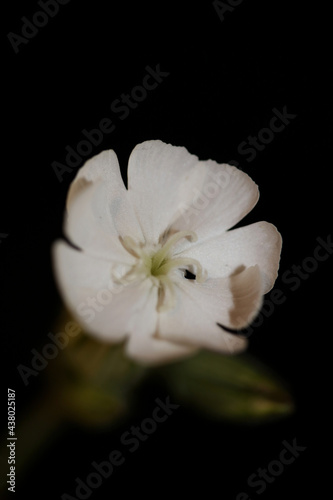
<box><xmin>46</xmin><ymin>313</ymin><xmax>147</xmax><ymax>428</ymax></box>
<box><xmin>158</xmin><ymin>350</ymin><xmax>294</xmax><ymax>424</ymax></box>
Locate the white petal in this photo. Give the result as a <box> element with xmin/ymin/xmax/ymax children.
<box><xmin>128</xmin><ymin>140</ymin><xmax>259</xmax><ymax>243</ymax></box>
<box><xmin>125</xmin><ymin>284</ymin><xmax>197</xmax><ymax>365</ymax></box>
<box><xmin>177</xmin><ymin>222</ymin><xmax>282</xmax><ymax>293</ymax></box>
<box><xmin>53</xmin><ymin>240</ymin><xmax>148</xmax><ymax>342</ymax></box>
<box><xmin>171</xmin><ymin>159</ymin><xmax>259</xmax><ymax>240</ymax></box>
<box><xmin>54</xmin><ymin>242</ymin><xmax>196</xmax><ymax>364</ymax></box>
<box><xmin>127</xmin><ymin>140</ymin><xmax>201</xmax><ymax>243</ymax></box>
<box><xmin>158</xmin><ymin>266</ymin><xmax>263</xmax><ymax>354</ymax></box>
<box><xmin>65</xmin><ymin>149</ymin><xmax>143</xmax><ymax>261</ymax></box>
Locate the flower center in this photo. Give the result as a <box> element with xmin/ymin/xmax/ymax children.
<box><xmin>119</xmin><ymin>230</ymin><xmax>205</xmax><ymax>311</ymax></box>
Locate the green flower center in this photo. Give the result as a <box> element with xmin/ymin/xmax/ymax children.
<box><xmin>120</xmin><ymin>230</ymin><xmax>204</xmax><ymax>311</ymax></box>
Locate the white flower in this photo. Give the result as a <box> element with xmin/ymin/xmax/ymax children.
<box><xmin>53</xmin><ymin>140</ymin><xmax>282</xmax><ymax>364</ymax></box>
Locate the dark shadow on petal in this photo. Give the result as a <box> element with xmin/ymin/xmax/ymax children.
<box><xmin>230</xmin><ymin>264</ymin><xmax>246</xmax><ymax>276</ymax></box>
<box><xmin>184</xmin><ymin>269</ymin><xmax>196</xmax><ymax>280</ymax></box>
<box><xmin>62</xmin><ymin>235</ymin><xmax>82</xmax><ymax>251</ymax></box>
<box><xmin>217</xmin><ymin>323</ymin><xmax>244</xmax><ymax>335</ymax></box>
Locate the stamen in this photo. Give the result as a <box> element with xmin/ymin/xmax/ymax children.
<box><xmin>152</xmin><ymin>230</ymin><xmax>198</xmax><ymax>272</ymax></box>
<box><xmin>121</xmin><ymin>236</ymin><xmax>141</xmax><ymax>257</ymax></box>
<box><xmin>117</xmin><ymin>230</ymin><xmax>205</xmax><ymax>312</ymax></box>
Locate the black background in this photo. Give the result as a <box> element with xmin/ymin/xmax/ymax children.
<box><xmin>2</xmin><ymin>0</ymin><xmax>332</xmax><ymax>498</ymax></box>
